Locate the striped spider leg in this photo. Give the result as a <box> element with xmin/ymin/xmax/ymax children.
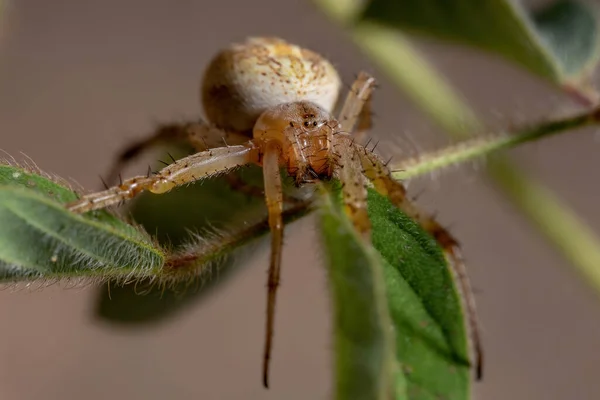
<box><xmin>101</xmin><ymin>119</ymin><xmax>279</xmax><ymax>201</ymax></box>
<box><xmin>101</xmin><ymin>119</ymin><xmax>310</xmax><ymax>204</ymax></box>
<box><xmin>66</xmin><ymin>144</ymin><xmax>261</xmax><ymax>213</ymax></box>
<box><xmin>103</xmin><ymin>120</ymin><xmax>249</xmax><ymax>185</ymax></box>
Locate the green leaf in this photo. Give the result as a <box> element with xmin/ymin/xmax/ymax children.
<box><xmin>319</xmin><ymin>185</ymin><xmax>402</xmax><ymax>400</ymax></box>
<box><xmin>0</xmin><ymin>164</ymin><xmax>164</xmax><ymax>281</ymax></box>
<box><xmin>369</xmin><ymin>189</ymin><xmax>470</xmax><ymax>400</ymax></box>
<box><xmin>320</xmin><ymin>185</ymin><xmax>470</xmax><ymax>400</ymax></box>
<box><xmin>360</xmin><ymin>0</ymin><xmax>600</xmax><ymax>92</ymax></box>
<box><xmin>532</xmin><ymin>1</ymin><xmax>600</xmax><ymax>78</ymax></box>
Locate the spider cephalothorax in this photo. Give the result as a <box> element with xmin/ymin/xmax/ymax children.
<box><xmin>65</xmin><ymin>36</ymin><xmax>482</xmax><ymax>388</ymax></box>
<box><xmin>253</xmin><ymin>101</ymin><xmax>339</xmax><ymax>184</ymax></box>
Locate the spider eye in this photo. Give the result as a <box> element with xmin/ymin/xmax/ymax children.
<box><xmin>312</xmin><ymin>121</ymin><xmax>317</xmax><ymax>127</ymax></box>
<box><xmin>304</xmin><ymin>121</ymin><xmax>310</xmax><ymax>127</ymax></box>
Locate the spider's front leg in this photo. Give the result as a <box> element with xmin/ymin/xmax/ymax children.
<box><xmin>67</xmin><ymin>144</ymin><xmax>259</xmax><ymax>213</ymax></box>
<box><xmin>261</xmin><ymin>140</ymin><xmax>284</xmax><ymax>388</ymax></box>
<box><xmin>335</xmin><ymin>135</ymin><xmax>371</xmax><ymax>237</ymax></box>
<box><xmin>104</xmin><ymin>121</ymin><xmax>302</xmax><ymax>205</ymax></box>
<box><xmin>104</xmin><ymin>120</ymin><xmax>248</xmax><ymax>185</ymax></box>
<box><xmin>333</xmin><ymin>71</ymin><xmax>378</xmax><ymax>235</ymax></box>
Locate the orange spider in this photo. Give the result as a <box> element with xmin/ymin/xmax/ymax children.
<box><xmin>65</xmin><ymin>37</ymin><xmax>482</xmax><ymax>388</ymax></box>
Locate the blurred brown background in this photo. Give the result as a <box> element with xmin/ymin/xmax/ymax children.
<box><xmin>1</xmin><ymin>0</ymin><xmax>600</xmax><ymax>399</ymax></box>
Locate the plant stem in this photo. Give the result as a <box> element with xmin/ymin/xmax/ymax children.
<box><xmin>393</xmin><ymin>108</ymin><xmax>599</xmax><ymax>180</ymax></box>
<box><xmin>163</xmin><ymin>200</ymin><xmax>314</xmax><ymax>277</ymax></box>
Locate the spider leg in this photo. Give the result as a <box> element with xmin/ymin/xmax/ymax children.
<box><xmin>338</xmin><ymin>71</ymin><xmax>377</xmax><ymax>144</ymax></box>
<box><xmin>67</xmin><ymin>144</ymin><xmax>259</xmax><ymax>213</ymax></box>
<box><xmin>334</xmin><ymin>136</ymin><xmax>371</xmax><ymax>237</ymax></box>
<box><xmin>105</xmin><ymin>121</ymin><xmax>248</xmax><ymax>185</ymax></box>
<box><xmin>261</xmin><ymin>140</ymin><xmax>284</xmax><ymax>388</ymax></box>
<box><xmin>355</xmin><ymin>142</ymin><xmax>483</xmax><ymax>380</ymax></box>
<box><xmin>354</xmin><ymin>93</ymin><xmax>373</xmax><ymax>144</ymax></box>
<box><xmin>105</xmin><ymin>121</ymin><xmax>282</xmax><ymax>204</ymax></box>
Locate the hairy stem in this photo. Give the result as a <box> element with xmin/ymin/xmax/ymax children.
<box><xmin>393</xmin><ymin>107</ymin><xmax>600</xmax><ymax>180</ymax></box>
<box><xmin>163</xmin><ymin>200</ymin><xmax>314</xmax><ymax>278</ymax></box>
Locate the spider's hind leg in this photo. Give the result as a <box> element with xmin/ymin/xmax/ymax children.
<box><xmin>104</xmin><ymin>121</ymin><xmax>248</xmax><ymax>185</ymax></box>
<box><xmin>355</xmin><ymin>143</ymin><xmax>484</xmax><ymax>381</ymax></box>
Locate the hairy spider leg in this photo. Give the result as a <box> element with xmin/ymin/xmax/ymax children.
<box><xmin>67</xmin><ymin>144</ymin><xmax>259</xmax><ymax>213</ymax></box>
<box><xmin>337</xmin><ymin>71</ymin><xmax>376</xmax><ymax>144</ymax></box>
<box><xmin>102</xmin><ymin>121</ymin><xmax>301</xmax><ymax>204</ymax></box>
<box><xmin>335</xmin><ymin>134</ymin><xmax>371</xmax><ymax>237</ymax></box>
<box><xmin>104</xmin><ymin>121</ymin><xmax>248</xmax><ymax>185</ymax></box>
<box><xmin>356</xmin><ymin>142</ymin><xmax>483</xmax><ymax>380</ymax></box>
<box><xmin>261</xmin><ymin>140</ymin><xmax>284</xmax><ymax>388</ymax></box>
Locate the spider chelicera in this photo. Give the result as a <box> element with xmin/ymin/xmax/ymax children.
<box><xmin>65</xmin><ymin>36</ymin><xmax>482</xmax><ymax>388</ymax></box>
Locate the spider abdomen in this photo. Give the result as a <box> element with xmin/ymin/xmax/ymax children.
<box><xmin>201</xmin><ymin>37</ymin><xmax>341</xmax><ymax>134</ymax></box>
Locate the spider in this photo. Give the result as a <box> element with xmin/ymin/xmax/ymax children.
<box><xmin>64</xmin><ymin>37</ymin><xmax>482</xmax><ymax>388</ymax></box>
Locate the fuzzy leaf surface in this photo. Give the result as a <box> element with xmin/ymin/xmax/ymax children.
<box><xmin>0</xmin><ymin>165</ymin><xmax>164</xmax><ymax>281</ymax></box>
<box><xmin>321</xmin><ymin>186</ymin><xmax>471</xmax><ymax>400</ymax></box>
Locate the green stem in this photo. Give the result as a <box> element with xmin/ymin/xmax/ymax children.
<box><xmin>393</xmin><ymin>108</ymin><xmax>599</xmax><ymax>180</ymax></box>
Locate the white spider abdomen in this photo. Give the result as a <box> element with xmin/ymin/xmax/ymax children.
<box><xmin>201</xmin><ymin>37</ymin><xmax>341</xmax><ymax>134</ymax></box>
